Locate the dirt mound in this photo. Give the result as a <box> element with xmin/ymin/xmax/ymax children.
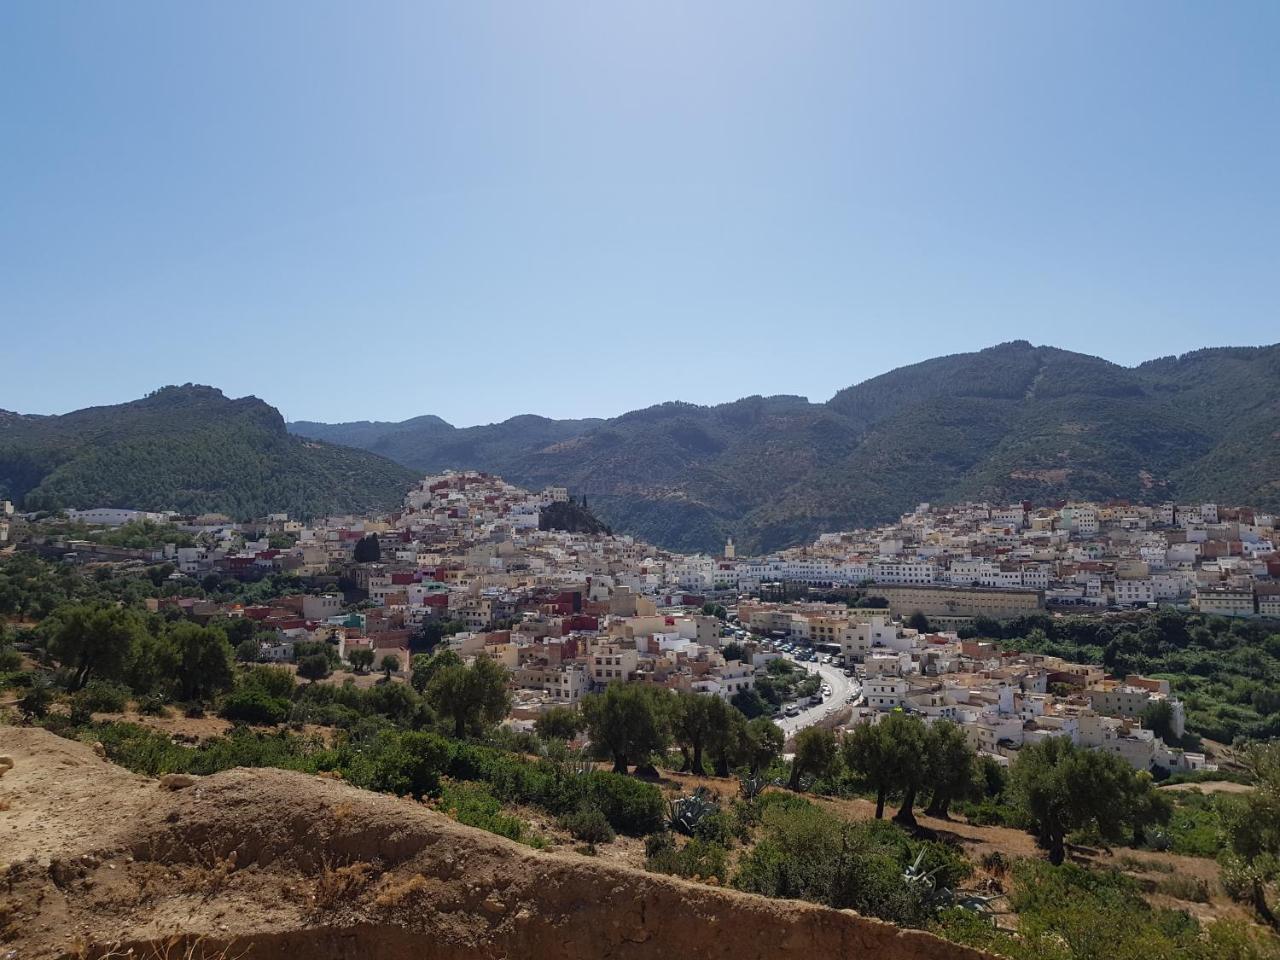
<box><xmin>0</xmin><ymin>727</ymin><xmax>993</xmax><ymax>959</ymax></box>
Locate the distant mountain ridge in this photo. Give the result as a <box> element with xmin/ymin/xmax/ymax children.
<box><xmin>0</xmin><ymin>385</ymin><xmax>416</xmax><ymax>520</ymax></box>
<box><xmin>289</xmin><ymin>341</ymin><xmax>1280</xmax><ymax>552</ymax></box>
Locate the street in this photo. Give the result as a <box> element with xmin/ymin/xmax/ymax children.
<box><xmin>774</xmin><ymin>653</ymin><xmax>860</xmax><ymax>738</ymax></box>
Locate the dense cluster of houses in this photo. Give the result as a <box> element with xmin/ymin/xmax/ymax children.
<box><xmin>729</xmin><ymin>600</ymin><xmax>1211</xmax><ymax>774</ymax></box>
<box><xmin>29</xmin><ymin>475</ymin><xmax>1279</xmax><ymax>774</ymax></box>
<box><xmin>688</xmin><ymin>499</ymin><xmax>1279</xmax><ymax>621</ymax></box>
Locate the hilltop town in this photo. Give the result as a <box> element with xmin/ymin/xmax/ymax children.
<box><xmin>7</xmin><ymin>474</ymin><xmax>1278</xmax><ymax>777</ymax></box>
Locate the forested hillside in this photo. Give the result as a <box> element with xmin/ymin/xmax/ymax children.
<box><xmin>0</xmin><ymin>385</ymin><xmax>415</xmax><ymax>520</ymax></box>
<box><xmin>290</xmin><ymin>341</ymin><xmax>1280</xmax><ymax>552</ymax></box>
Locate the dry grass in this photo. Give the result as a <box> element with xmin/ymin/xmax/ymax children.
<box><xmin>71</xmin><ymin>934</ymin><xmax>249</xmax><ymax>960</ymax></box>
<box><xmin>313</xmin><ymin>860</ymin><xmax>377</xmax><ymax>909</ymax></box>
<box><xmin>1156</xmin><ymin>873</ymin><xmax>1212</xmax><ymax>903</ymax></box>
<box><xmin>374</xmin><ymin>873</ymin><xmax>430</xmax><ymax>908</ymax></box>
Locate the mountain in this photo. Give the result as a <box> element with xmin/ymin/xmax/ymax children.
<box><xmin>289</xmin><ymin>413</ymin><xmax>603</xmax><ymax>474</ymax></box>
<box><xmin>289</xmin><ymin>342</ymin><xmax>1280</xmax><ymax>553</ymax></box>
<box><xmin>0</xmin><ymin>385</ymin><xmax>416</xmax><ymax>520</ymax></box>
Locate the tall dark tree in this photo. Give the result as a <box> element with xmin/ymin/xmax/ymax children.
<box><xmin>1009</xmin><ymin>736</ymin><xmax>1148</xmax><ymax>865</ymax></box>
<box><xmin>353</xmin><ymin>534</ymin><xmax>381</xmax><ymax>563</ymax></box>
<box><xmin>923</xmin><ymin>720</ymin><xmax>979</xmax><ymax>819</ymax></box>
<box><xmin>44</xmin><ymin>603</ymin><xmax>145</xmax><ymax>691</ymax></box>
<box><xmin>425</xmin><ymin>655</ymin><xmax>512</xmax><ymax>738</ymax></box>
<box><xmin>167</xmin><ymin>622</ymin><xmax>234</xmax><ymax>702</ymax></box>
<box><xmin>580</xmin><ymin>684</ymin><xmax>671</xmax><ymax>774</ymax></box>
<box><xmin>789</xmin><ymin>726</ymin><xmax>838</xmax><ymax>790</ymax></box>
<box><xmin>671</xmin><ymin>691</ymin><xmax>715</xmax><ymax>774</ymax></box>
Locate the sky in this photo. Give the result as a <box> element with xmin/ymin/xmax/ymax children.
<box><xmin>2</xmin><ymin>2</ymin><xmax>1278</xmax><ymax>426</ymax></box>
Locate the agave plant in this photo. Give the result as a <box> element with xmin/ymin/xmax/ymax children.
<box><xmin>903</xmin><ymin>850</ymin><xmax>1006</xmax><ymax>920</ymax></box>
<box><xmin>738</xmin><ymin>773</ymin><xmax>766</xmax><ymax>800</ymax></box>
<box><xmin>668</xmin><ymin>787</ymin><xmax>720</xmax><ymax>835</ymax></box>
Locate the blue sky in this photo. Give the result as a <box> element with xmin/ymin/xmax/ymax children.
<box><xmin>2</xmin><ymin>2</ymin><xmax>1278</xmax><ymax>426</ymax></box>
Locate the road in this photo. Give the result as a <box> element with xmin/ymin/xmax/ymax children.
<box><xmin>774</xmin><ymin>654</ymin><xmax>860</xmax><ymax>738</ymax></box>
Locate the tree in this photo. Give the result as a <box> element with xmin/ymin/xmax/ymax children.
<box><xmin>1219</xmin><ymin>741</ymin><xmax>1280</xmax><ymax>928</ymax></box>
<box><xmin>705</xmin><ymin>697</ymin><xmax>748</xmax><ymax>776</ymax></box>
<box><xmin>1126</xmin><ymin>769</ymin><xmax>1173</xmax><ymax>847</ymax></box>
<box><xmin>235</xmin><ymin>638</ymin><xmax>261</xmax><ymax>663</ymax></box>
<box><xmin>1140</xmin><ymin>699</ymin><xmax>1176</xmax><ymax>744</ymax></box>
<box><xmin>889</xmin><ymin>715</ymin><xmax>931</xmax><ymax>825</ymax></box>
<box><xmin>416</xmin><ymin>618</ymin><xmax>465</xmax><ymax>655</ymax></box>
<box><xmin>347</xmin><ymin>647</ymin><xmax>375</xmax><ymax>673</ymax></box>
<box><xmin>671</xmin><ymin>691</ymin><xmax>716</xmax><ymax>774</ymax></box>
<box><xmin>841</xmin><ymin>713</ymin><xmax>926</xmax><ymax>819</ymax></box>
<box><xmin>425</xmin><ymin>656</ymin><xmax>512</xmax><ymax>739</ymax></box>
<box><xmin>380</xmin><ymin>654</ymin><xmax>401</xmax><ymax>679</ymax></box>
<box><xmin>535</xmin><ymin>705</ymin><xmax>583</xmax><ymax>742</ymax></box>
<box><xmin>297</xmin><ymin>653</ymin><xmax>332</xmax><ymax>683</ymax></box>
<box><xmin>353</xmin><ymin>534</ymin><xmax>381</xmax><ymax>563</ymax></box>
<box><xmin>579</xmin><ymin>684</ymin><xmax>670</xmax><ymax>774</ymax></box>
<box><xmin>44</xmin><ymin>603</ymin><xmax>144</xmax><ymax>691</ymax></box>
<box><xmin>1009</xmin><ymin>736</ymin><xmax>1145</xmax><ymax>865</ymax></box>
<box><xmin>411</xmin><ymin>648</ymin><xmax>461</xmax><ymax>693</ymax></box>
<box><xmin>722</xmin><ymin>641</ymin><xmax>747</xmax><ymax>663</ymax></box>
<box><xmin>744</xmin><ymin>716</ymin><xmax>784</xmax><ymax>773</ymax></box>
<box><xmin>167</xmin><ymin>622</ymin><xmax>234</xmax><ymax>702</ymax></box>
<box><xmin>923</xmin><ymin>720</ymin><xmax>979</xmax><ymax>819</ymax></box>
<box><xmin>789</xmin><ymin>726</ymin><xmax>837</xmax><ymax>790</ymax></box>
<box><xmin>906</xmin><ymin>611</ymin><xmax>931</xmax><ymax>632</ymax></box>
<box><xmin>731</xmin><ymin>687</ymin><xmax>770</xmax><ymax>719</ymax></box>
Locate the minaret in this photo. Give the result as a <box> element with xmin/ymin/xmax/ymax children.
<box><xmin>724</xmin><ymin>537</ymin><xmax>736</xmax><ymax>560</ymax></box>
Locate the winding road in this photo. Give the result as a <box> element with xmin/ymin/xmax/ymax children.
<box><xmin>774</xmin><ymin>653</ymin><xmax>860</xmax><ymax>738</ymax></box>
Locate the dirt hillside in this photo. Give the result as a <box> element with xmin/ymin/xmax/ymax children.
<box><xmin>0</xmin><ymin>726</ymin><xmax>994</xmax><ymax>959</ymax></box>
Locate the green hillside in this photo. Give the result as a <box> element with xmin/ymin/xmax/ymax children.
<box><xmin>289</xmin><ymin>341</ymin><xmax>1280</xmax><ymax>553</ymax></box>
<box><xmin>0</xmin><ymin>385</ymin><xmax>416</xmax><ymax>520</ymax></box>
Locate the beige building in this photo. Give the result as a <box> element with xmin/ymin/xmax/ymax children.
<box><xmin>875</xmin><ymin>584</ymin><xmax>1043</xmax><ymax>621</ymax></box>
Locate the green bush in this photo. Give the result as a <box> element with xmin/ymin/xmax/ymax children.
<box><xmin>645</xmin><ymin>832</ymin><xmax>729</xmax><ymax>881</ymax></box>
<box><xmin>559</xmin><ymin>805</ymin><xmax>616</xmax><ymax>845</ymax></box>
<box><xmin>0</xmin><ymin>645</ymin><xmax>23</xmax><ymax>672</ymax></box>
<box><xmin>582</xmin><ymin>771</ymin><xmax>665</xmax><ymax>836</ymax></box>
<box><xmin>692</xmin><ymin>809</ymin><xmax>736</xmax><ymax>846</ymax></box>
<box><xmin>439</xmin><ymin>780</ymin><xmax>540</xmax><ymax>846</ymax></box>
<box><xmin>219</xmin><ymin>687</ymin><xmax>291</xmax><ymax>726</ymax></box>
<box><xmin>730</xmin><ymin>799</ymin><xmax>945</xmax><ymax>927</ymax></box>
<box><xmin>69</xmin><ymin>680</ymin><xmax>130</xmax><ymax>715</ymax></box>
<box><xmin>343</xmin><ymin>729</ymin><xmax>451</xmax><ymax>798</ymax></box>
<box><xmin>239</xmin><ymin>665</ymin><xmax>297</xmax><ymax>699</ymax></box>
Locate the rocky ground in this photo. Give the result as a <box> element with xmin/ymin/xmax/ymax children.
<box><xmin>0</xmin><ymin>727</ymin><xmax>994</xmax><ymax>960</ymax></box>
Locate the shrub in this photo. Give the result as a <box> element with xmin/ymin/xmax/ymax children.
<box><xmin>343</xmin><ymin>729</ymin><xmax>451</xmax><ymax>798</ymax></box>
<box><xmin>692</xmin><ymin>809</ymin><xmax>736</xmax><ymax>846</ymax></box>
<box><xmin>77</xmin><ymin>679</ymin><xmax>130</xmax><ymax>713</ymax></box>
<box><xmin>220</xmin><ymin>687</ymin><xmax>290</xmax><ymax>726</ymax></box>
<box><xmin>730</xmin><ymin>800</ymin><xmax>942</xmax><ymax>927</ymax></box>
<box><xmin>137</xmin><ymin>694</ymin><xmax>169</xmax><ymax>716</ymax></box>
<box><xmin>645</xmin><ymin>833</ymin><xmax>729</xmax><ymax>882</ymax></box>
<box><xmin>0</xmin><ymin>645</ymin><xmax>22</xmax><ymax>672</ymax></box>
<box><xmin>559</xmin><ymin>806</ymin><xmax>616</xmax><ymax>845</ymax></box>
<box><xmin>583</xmin><ymin>771</ymin><xmax>665</xmax><ymax>836</ymax></box>
<box><xmin>240</xmin><ymin>665</ymin><xmax>298</xmax><ymax>699</ymax></box>
<box><xmin>438</xmin><ymin>780</ymin><xmax>537</xmax><ymax>845</ymax></box>
<box><xmin>19</xmin><ymin>680</ymin><xmax>52</xmax><ymax>719</ymax></box>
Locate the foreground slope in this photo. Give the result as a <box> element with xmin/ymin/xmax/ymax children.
<box><xmin>0</xmin><ymin>727</ymin><xmax>991</xmax><ymax>960</ymax></box>
<box><xmin>290</xmin><ymin>341</ymin><xmax>1280</xmax><ymax>552</ymax></box>
<box><xmin>0</xmin><ymin>385</ymin><xmax>416</xmax><ymax>520</ymax></box>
